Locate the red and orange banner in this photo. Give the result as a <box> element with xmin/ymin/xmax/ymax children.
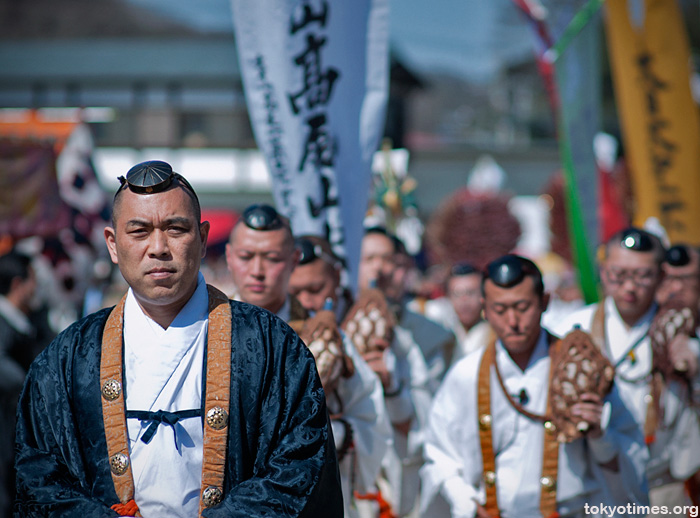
<box><xmin>605</xmin><ymin>0</ymin><xmax>700</xmax><ymax>245</ymax></box>
<box><xmin>0</xmin><ymin>139</ymin><xmax>71</xmax><ymax>239</ymax></box>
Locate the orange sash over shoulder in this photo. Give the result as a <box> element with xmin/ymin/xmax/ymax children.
<box><xmin>100</xmin><ymin>285</ymin><xmax>232</xmax><ymax>517</ymax></box>
<box><xmin>476</xmin><ymin>332</ymin><xmax>559</xmax><ymax>518</ymax></box>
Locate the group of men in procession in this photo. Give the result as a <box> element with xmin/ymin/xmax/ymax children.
<box><xmin>7</xmin><ymin>160</ymin><xmax>700</xmax><ymax>517</ymax></box>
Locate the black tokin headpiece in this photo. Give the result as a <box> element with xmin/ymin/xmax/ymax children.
<box><xmin>666</xmin><ymin>245</ymin><xmax>691</xmax><ymax>267</ymax></box>
<box><xmin>241</xmin><ymin>204</ymin><xmax>284</xmax><ymax>231</ymax></box>
<box><xmin>116</xmin><ymin>160</ymin><xmax>198</xmax><ymax>202</ymax></box>
<box><xmin>485</xmin><ymin>255</ymin><xmax>528</xmax><ymax>288</ymax></box>
<box><xmin>618</xmin><ymin>227</ymin><xmax>654</xmax><ymax>252</ymax></box>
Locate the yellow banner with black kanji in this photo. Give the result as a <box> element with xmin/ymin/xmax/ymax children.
<box><xmin>604</xmin><ymin>0</ymin><xmax>700</xmax><ymax>245</ymax></box>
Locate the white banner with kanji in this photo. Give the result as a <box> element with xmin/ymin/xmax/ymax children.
<box><xmin>231</xmin><ymin>0</ymin><xmax>390</xmax><ymax>287</ymax></box>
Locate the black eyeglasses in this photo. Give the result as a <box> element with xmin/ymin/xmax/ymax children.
<box><xmin>451</xmin><ymin>262</ymin><xmax>478</xmax><ymax>277</ymax></box>
<box><xmin>619</xmin><ymin>228</ymin><xmax>654</xmax><ymax>252</ymax></box>
<box><xmin>116</xmin><ymin>160</ymin><xmax>198</xmax><ymax>201</ymax></box>
<box><xmin>242</xmin><ymin>204</ymin><xmax>284</xmax><ymax>231</ymax></box>
<box><xmin>666</xmin><ymin>245</ymin><xmax>691</xmax><ymax>267</ymax></box>
<box><xmin>604</xmin><ymin>267</ymin><xmax>658</xmax><ymax>287</ymax></box>
<box><xmin>296</xmin><ymin>237</ymin><xmax>339</xmax><ymax>267</ymax></box>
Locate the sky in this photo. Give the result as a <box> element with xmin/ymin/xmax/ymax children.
<box><xmin>126</xmin><ymin>0</ymin><xmax>537</xmax><ymax>84</ymax></box>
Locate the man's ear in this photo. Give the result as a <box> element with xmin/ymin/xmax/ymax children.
<box><xmin>290</xmin><ymin>246</ymin><xmax>301</xmax><ymax>269</ymax></box>
<box><xmin>541</xmin><ymin>292</ymin><xmax>551</xmax><ymax>313</ymax></box>
<box><xmin>104</xmin><ymin>227</ymin><xmax>119</xmax><ymax>265</ymax></box>
<box><xmin>199</xmin><ymin>221</ymin><xmax>211</xmax><ymax>259</ymax></box>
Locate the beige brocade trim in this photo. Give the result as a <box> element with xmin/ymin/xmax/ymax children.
<box><xmin>476</xmin><ymin>332</ymin><xmax>560</xmax><ymax>518</ymax></box>
<box><xmin>100</xmin><ymin>285</ymin><xmax>233</xmax><ymax>517</ymax></box>
<box><xmin>100</xmin><ymin>294</ymin><xmax>135</xmax><ymax>506</ymax></box>
<box><xmin>198</xmin><ymin>285</ymin><xmax>232</xmax><ymax>515</ymax></box>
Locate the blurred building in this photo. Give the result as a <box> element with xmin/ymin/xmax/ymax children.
<box><xmin>0</xmin><ymin>0</ymin><xmax>567</xmax><ymax>216</ymax></box>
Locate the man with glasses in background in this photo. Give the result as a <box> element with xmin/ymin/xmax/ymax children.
<box><xmin>554</xmin><ymin>227</ymin><xmax>700</xmax><ymax>514</ymax></box>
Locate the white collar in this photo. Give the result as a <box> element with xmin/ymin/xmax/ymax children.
<box><xmin>495</xmin><ymin>328</ymin><xmax>549</xmax><ymax>377</ymax></box>
<box><xmin>604</xmin><ymin>295</ymin><xmax>656</xmax><ymax>331</ymax></box>
<box><xmin>124</xmin><ymin>273</ymin><xmax>208</xmax><ymax>411</ymax></box>
<box><xmin>125</xmin><ymin>273</ymin><xmax>208</xmax><ymax>336</ymax></box>
<box><xmin>494</xmin><ymin>329</ymin><xmax>550</xmax><ymax>416</ymax></box>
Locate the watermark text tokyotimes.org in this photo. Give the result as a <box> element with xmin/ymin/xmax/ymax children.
<box><xmin>584</xmin><ymin>503</ymin><xmax>699</xmax><ymax>517</ymax></box>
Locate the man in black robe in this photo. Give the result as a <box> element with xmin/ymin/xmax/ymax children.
<box><xmin>14</xmin><ymin>161</ymin><xmax>343</xmax><ymax>517</ymax></box>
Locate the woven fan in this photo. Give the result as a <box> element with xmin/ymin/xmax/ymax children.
<box><xmin>649</xmin><ymin>299</ymin><xmax>697</xmax><ymax>378</ymax></box>
<box><xmin>645</xmin><ymin>300</ymin><xmax>697</xmax><ymax>443</ymax></box>
<box><xmin>299</xmin><ymin>309</ymin><xmax>354</xmax><ymax>395</ymax></box>
<box><xmin>548</xmin><ymin>328</ymin><xmax>615</xmax><ymax>443</ymax></box>
<box><xmin>340</xmin><ymin>288</ymin><xmax>394</xmax><ymax>355</ymax></box>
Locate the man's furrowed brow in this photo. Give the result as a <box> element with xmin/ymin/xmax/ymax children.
<box><xmin>124</xmin><ymin>216</ymin><xmax>194</xmax><ymax>228</ymax></box>
<box><xmin>125</xmin><ymin>217</ymin><xmax>150</xmax><ymax>228</ymax></box>
<box><xmin>163</xmin><ymin>216</ymin><xmax>195</xmax><ymax>227</ymax></box>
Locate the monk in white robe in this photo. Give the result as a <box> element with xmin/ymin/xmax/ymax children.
<box><xmin>553</xmin><ymin>228</ymin><xmax>700</xmax><ymax>514</ymax></box>
<box><xmin>421</xmin><ymin>254</ymin><xmax>648</xmax><ymax>518</ymax></box>
<box><xmin>227</xmin><ymin>214</ymin><xmax>393</xmax><ymax>518</ymax></box>
<box><xmin>357</xmin><ymin>228</ymin><xmax>433</xmax><ymax>517</ymax></box>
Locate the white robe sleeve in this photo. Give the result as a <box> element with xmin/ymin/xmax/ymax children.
<box><xmin>382</xmin><ymin>341</ymin><xmax>415</xmax><ymax>425</ymax></box>
<box><xmin>334</xmin><ymin>333</ymin><xmax>393</xmax><ymax>492</ymax></box>
<box><xmin>589</xmin><ymin>383</ymin><xmax>650</xmax><ymax>507</ymax></box>
<box><xmin>547</xmin><ymin>303</ymin><xmax>597</xmax><ymax>336</ymax></box>
<box><xmin>380</xmin><ymin>324</ymin><xmax>436</xmax><ymax>516</ymax></box>
<box><xmin>385</xmin><ymin>325</ymin><xmax>434</xmax><ymax>463</ymax></box>
<box><xmin>420</xmin><ymin>351</ymin><xmax>486</xmax><ymax>518</ymax></box>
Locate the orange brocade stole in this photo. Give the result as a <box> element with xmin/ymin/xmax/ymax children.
<box><xmin>100</xmin><ymin>285</ymin><xmax>232</xmax><ymax>518</ymax></box>
<box><xmin>476</xmin><ymin>333</ymin><xmax>560</xmax><ymax>518</ymax></box>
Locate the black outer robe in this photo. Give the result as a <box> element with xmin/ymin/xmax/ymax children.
<box><xmin>14</xmin><ymin>300</ymin><xmax>343</xmax><ymax>517</ymax></box>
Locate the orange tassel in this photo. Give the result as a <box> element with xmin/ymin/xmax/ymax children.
<box><xmin>111</xmin><ymin>499</ymin><xmax>140</xmax><ymax>516</ymax></box>
<box><xmin>354</xmin><ymin>490</ymin><xmax>397</xmax><ymax>518</ymax></box>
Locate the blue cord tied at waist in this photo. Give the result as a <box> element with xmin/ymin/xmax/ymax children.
<box><xmin>126</xmin><ymin>409</ymin><xmax>201</xmax><ymax>445</ymax></box>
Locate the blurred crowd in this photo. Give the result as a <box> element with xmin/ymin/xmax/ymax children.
<box><xmin>1</xmin><ymin>199</ymin><xmax>699</xmax><ymax>517</ymax></box>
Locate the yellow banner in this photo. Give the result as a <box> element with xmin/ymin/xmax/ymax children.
<box><xmin>604</xmin><ymin>0</ymin><xmax>700</xmax><ymax>245</ymax></box>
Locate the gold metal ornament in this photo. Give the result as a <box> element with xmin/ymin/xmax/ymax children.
<box><xmin>544</xmin><ymin>421</ymin><xmax>557</xmax><ymax>434</ymax></box>
<box><xmin>540</xmin><ymin>476</ymin><xmax>556</xmax><ymax>491</ymax></box>
<box><xmin>206</xmin><ymin>406</ymin><xmax>229</xmax><ymax>430</ymax></box>
<box><xmin>202</xmin><ymin>486</ymin><xmax>223</xmax><ymax>507</ymax></box>
<box><xmin>479</xmin><ymin>414</ymin><xmax>492</xmax><ymax>431</ymax></box>
<box><xmin>101</xmin><ymin>379</ymin><xmax>122</xmax><ymax>401</ymax></box>
<box><xmin>110</xmin><ymin>453</ymin><xmax>129</xmax><ymax>476</ymax></box>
